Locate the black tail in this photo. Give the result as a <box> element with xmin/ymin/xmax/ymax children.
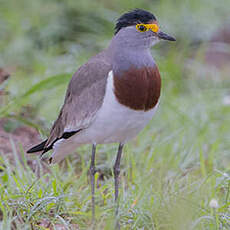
<box><xmin>27</xmin><ymin>140</ymin><xmax>47</xmax><ymax>153</ymax></box>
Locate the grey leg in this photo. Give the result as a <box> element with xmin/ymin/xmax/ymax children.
<box><xmin>90</xmin><ymin>144</ymin><xmax>96</xmax><ymax>223</ymax></box>
<box><xmin>113</xmin><ymin>143</ymin><xmax>124</xmax><ymax>215</ymax></box>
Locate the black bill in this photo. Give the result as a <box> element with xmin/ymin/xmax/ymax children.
<box><xmin>158</xmin><ymin>31</ymin><xmax>176</xmax><ymax>41</ymax></box>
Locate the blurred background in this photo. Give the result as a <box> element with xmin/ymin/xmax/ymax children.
<box><xmin>0</xmin><ymin>0</ymin><xmax>230</xmax><ymax>229</ymax></box>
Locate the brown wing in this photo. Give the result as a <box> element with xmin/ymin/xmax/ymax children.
<box><xmin>45</xmin><ymin>51</ymin><xmax>111</xmax><ymax>149</ymax></box>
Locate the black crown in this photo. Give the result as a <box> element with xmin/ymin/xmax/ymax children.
<box><xmin>115</xmin><ymin>9</ymin><xmax>156</xmax><ymax>34</ymax></box>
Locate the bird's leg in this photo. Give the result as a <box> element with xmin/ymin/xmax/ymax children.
<box><xmin>90</xmin><ymin>144</ymin><xmax>97</xmax><ymax>223</ymax></box>
<box><xmin>113</xmin><ymin>143</ymin><xmax>124</xmax><ymax>216</ymax></box>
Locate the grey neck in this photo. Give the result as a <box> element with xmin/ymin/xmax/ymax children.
<box><xmin>107</xmin><ymin>36</ymin><xmax>155</xmax><ymax>75</ymax></box>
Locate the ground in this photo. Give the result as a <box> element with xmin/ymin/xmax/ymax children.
<box><xmin>0</xmin><ymin>0</ymin><xmax>230</xmax><ymax>229</ymax></box>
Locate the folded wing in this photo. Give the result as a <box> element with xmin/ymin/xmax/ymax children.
<box><xmin>27</xmin><ymin>51</ymin><xmax>111</xmax><ymax>154</ymax></box>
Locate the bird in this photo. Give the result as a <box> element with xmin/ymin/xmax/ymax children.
<box><xmin>27</xmin><ymin>8</ymin><xmax>175</xmax><ymax>223</ymax></box>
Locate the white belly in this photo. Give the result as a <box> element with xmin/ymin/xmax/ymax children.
<box><xmin>78</xmin><ymin>71</ymin><xmax>159</xmax><ymax>144</ymax></box>
<box><xmin>51</xmin><ymin>71</ymin><xmax>159</xmax><ymax>163</ymax></box>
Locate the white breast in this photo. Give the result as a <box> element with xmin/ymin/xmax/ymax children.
<box><xmin>80</xmin><ymin>71</ymin><xmax>159</xmax><ymax>144</ymax></box>
<box><xmin>51</xmin><ymin>71</ymin><xmax>159</xmax><ymax>163</ymax></box>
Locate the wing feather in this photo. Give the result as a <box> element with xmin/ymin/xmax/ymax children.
<box><xmin>45</xmin><ymin>51</ymin><xmax>111</xmax><ymax>149</ymax></box>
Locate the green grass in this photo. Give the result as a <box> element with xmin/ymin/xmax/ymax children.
<box><xmin>0</xmin><ymin>79</ymin><xmax>230</xmax><ymax>229</ymax></box>
<box><xmin>0</xmin><ymin>0</ymin><xmax>230</xmax><ymax>229</ymax></box>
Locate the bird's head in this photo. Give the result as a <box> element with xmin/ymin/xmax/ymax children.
<box><xmin>114</xmin><ymin>9</ymin><xmax>176</xmax><ymax>49</ymax></box>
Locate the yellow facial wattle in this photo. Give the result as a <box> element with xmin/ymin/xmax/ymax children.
<box><xmin>149</xmin><ymin>24</ymin><xmax>159</xmax><ymax>33</ymax></box>
<box><xmin>136</xmin><ymin>23</ymin><xmax>159</xmax><ymax>33</ymax></box>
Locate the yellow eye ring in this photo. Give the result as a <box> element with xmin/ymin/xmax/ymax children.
<box><xmin>136</xmin><ymin>24</ymin><xmax>148</xmax><ymax>32</ymax></box>
<box><xmin>136</xmin><ymin>23</ymin><xmax>159</xmax><ymax>33</ymax></box>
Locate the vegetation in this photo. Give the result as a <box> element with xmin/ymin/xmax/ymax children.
<box><xmin>0</xmin><ymin>0</ymin><xmax>230</xmax><ymax>229</ymax></box>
